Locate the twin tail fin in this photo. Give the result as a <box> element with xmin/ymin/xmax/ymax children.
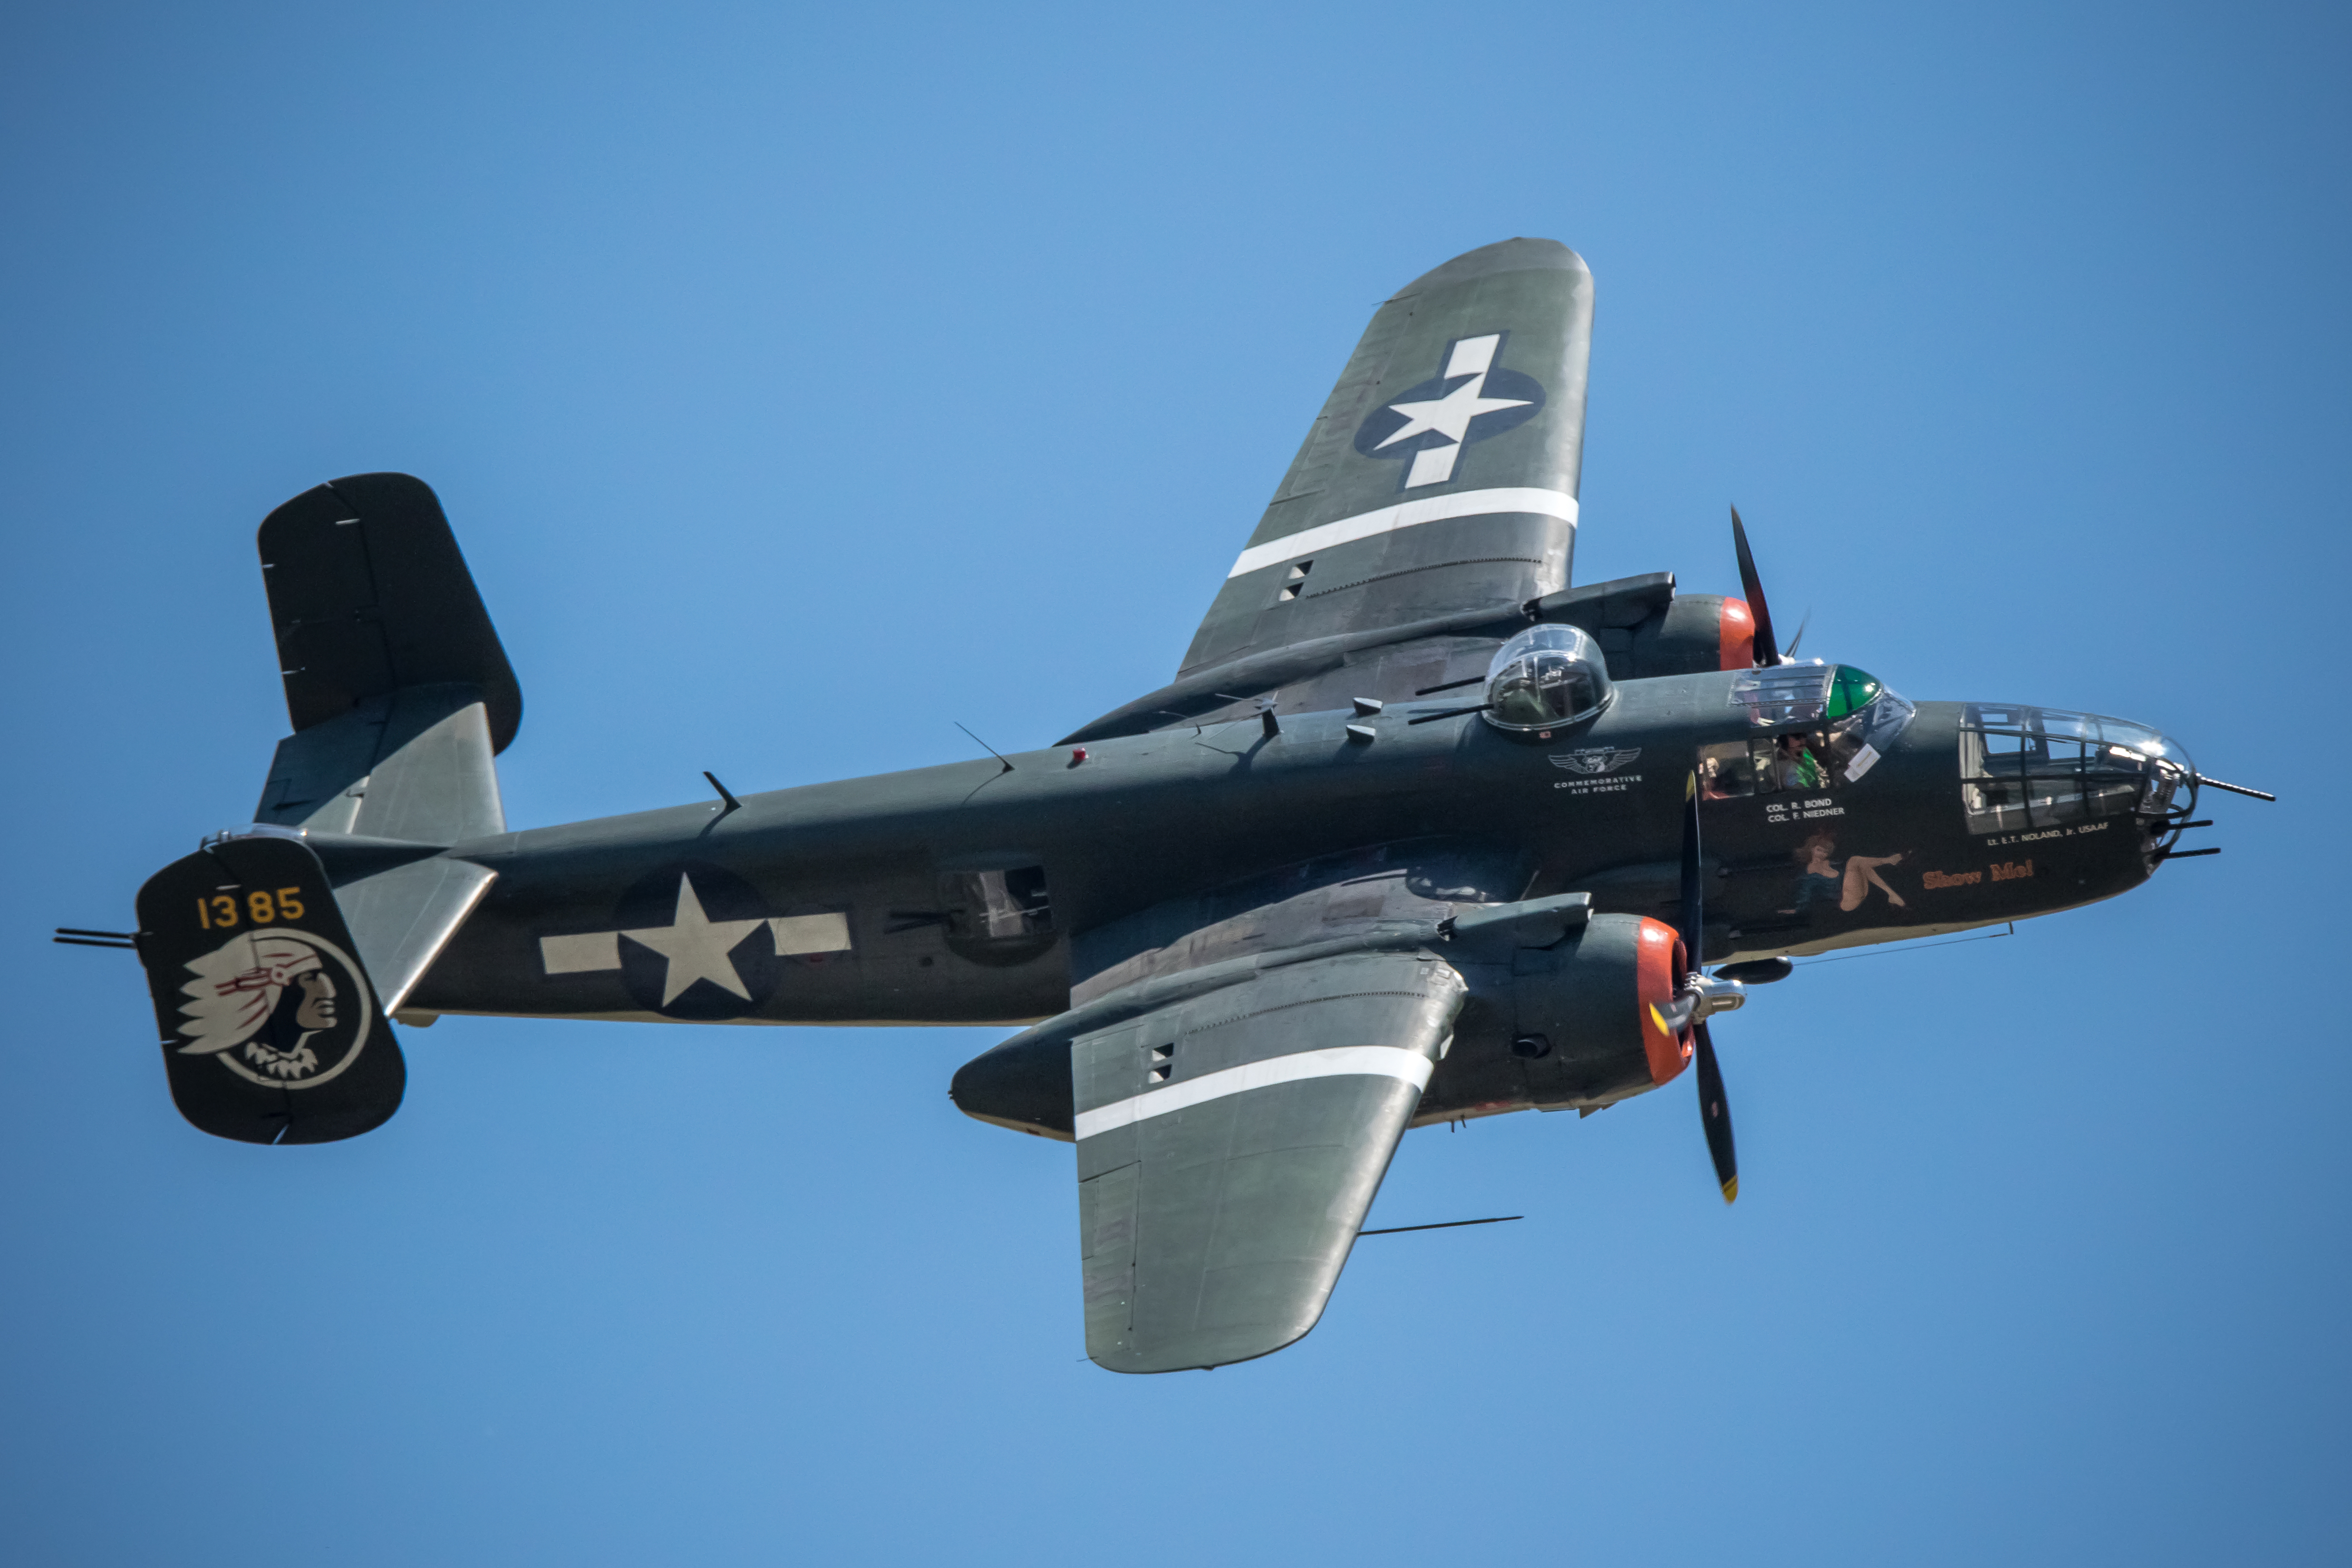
<box><xmin>135</xmin><ymin>834</ymin><xmax>406</xmax><ymax>1144</ymax></box>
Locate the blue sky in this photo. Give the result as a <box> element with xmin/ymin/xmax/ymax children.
<box><xmin>3</xmin><ymin>3</ymin><xmax>2345</xmax><ymax>1563</ymax></box>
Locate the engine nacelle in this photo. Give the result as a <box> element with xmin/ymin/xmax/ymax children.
<box><xmin>1503</xmin><ymin>911</ymin><xmax>1694</xmax><ymax>1109</ymax></box>
<box><xmin>1530</xmin><ymin>571</ymin><xmax>1757</xmax><ymax>679</ymax></box>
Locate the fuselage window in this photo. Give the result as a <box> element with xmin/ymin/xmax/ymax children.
<box><xmin>1957</xmin><ymin>706</ymin><xmax>2178</xmax><ymax>836</ymax></box>
<box><xmin>1699</xmin><ymin>732</ymin><xmax>1837</xmax><ymax>799</ymax></box>
<box><xmin>938</xmin><ymin>865</ymin><xmax>1056</xmax><ymax>966</ymax></box>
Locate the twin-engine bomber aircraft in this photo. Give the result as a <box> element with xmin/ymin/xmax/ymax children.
<box><xmin>88</xmin><ymin>238</ymin><xmax>2269</xmax><ymax>1374</ymax></box>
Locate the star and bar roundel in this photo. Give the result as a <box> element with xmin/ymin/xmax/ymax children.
<box><xmin>538</xmin><ymin>861</ymin><xmax>852</xmax><ymax>1020</ymax></box>
<box><xmin>1353</xmin><ymin>331</ymin><xmax>1545</xmax><ymax>489</ymax></box>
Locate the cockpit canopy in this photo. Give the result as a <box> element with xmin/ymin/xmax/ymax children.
<box><xmin>1484</xmin><ymin>624</ymin><xmax>1613</xmax><ymax>733</ymax></box>
<box><xmin>1702</xmin><ymin>661</ymin><xmax>1919</xmax><ymax>796</ymax></box>
<box><xmin>1730</xmin><ymin>659</ymin><xmax>1916</xmax><ymax>753</ymax></box>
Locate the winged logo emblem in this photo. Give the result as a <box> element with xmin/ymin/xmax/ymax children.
<box><xmin>1549</xmin><ymin>747</ymin><xmax>1642</xmax><ymax>776</ymax></box>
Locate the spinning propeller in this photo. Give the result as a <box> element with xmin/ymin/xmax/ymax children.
<box><xmin>1649</xmin><ymin>773</ymin><xmax>1747</xmax><ymax>1202</ymax></box>
<box><xmin>1646</xmin><ymin>506</ymin><xmax>1801</xmax><ymax>1202</ymax></box>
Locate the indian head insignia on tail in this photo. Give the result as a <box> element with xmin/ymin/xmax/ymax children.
<box><xmin>175</xmin><ymin>928</ymin><xmax>375</xmax><ymax>1087</ymax></box>
<box><xmin>133</xmin><ymin>832</ymin><xmax>406</xmax><ymax>1144</ymax></box>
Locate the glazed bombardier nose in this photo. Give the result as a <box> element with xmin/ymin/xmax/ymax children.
<box><xmin>1955</xmin><ymin>703</ymin><xmax>2198</xmax><ymax>837</ymax></box>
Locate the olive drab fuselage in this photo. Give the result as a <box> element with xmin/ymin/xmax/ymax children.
<box><xmin>404</xmin><ymin>666</ymin><xmax>2186</xmax><ymax>1122</ymax></box>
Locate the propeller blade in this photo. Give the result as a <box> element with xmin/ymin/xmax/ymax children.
<box><xmin>1694</xmin><ymin>1022</ymin><xmax>1738</xmax><ymax>1203</ymax></box>
<box><xmin>1784</xmin><ymin>610</ymin><xmax>1812</xmax><ymax>658</ymax></box>
<box><xmin>1730</xmin><ymin>505</ymin><xmax>1781</xmax><ymax>667</ymax></box>
<box><xmin>1680</xmin><ymin>769</ymin><xmax>1738</xmax><ymax>1202</ymax></box>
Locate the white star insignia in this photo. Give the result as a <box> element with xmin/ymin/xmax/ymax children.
<box><xmin>1374</xmin><ymin>375</ymin><xmax>1531</xmax><ymax>452</ymax></box>
<box><xmin>1373</xmin><ymin>332</ymin><xmax>1532</xmax><ymax>487</ymax></box>
<box><xmin>623</xmin><ymin>874</ymin><xmax>766</xmax><ymax>1006</ymax></box>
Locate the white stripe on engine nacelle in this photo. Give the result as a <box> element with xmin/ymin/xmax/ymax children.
<box><xmin>1225</xmin><ymin>486</ymin><xmax>1578</xmax><ymax>580</ymax></box>
<box><xmin>1073</xmin><ymin>1045</ymin><xmax>1434</xmax><ymax>1141</ymax></box>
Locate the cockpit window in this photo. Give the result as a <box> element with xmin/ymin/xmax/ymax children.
<box><xmin>1958</xmin><ymin>705</ymin><xmax>2191</xmax><ymax>835</ymax></box>
<box><xmin>1732</xmin><ymin>663</ymin><xmax>1834</xmax><ymax>726</ymax></box>
<box><xmin>1705</xmin><ymin>663</ymin><xmax>1916</xmax><ymax>799</ymax></box>
<box><xmin>1483</xmin><ymin>624</ymin><xmax>1612</xmax><ymax>734</ymax></box>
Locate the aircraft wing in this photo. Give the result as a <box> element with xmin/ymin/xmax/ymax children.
<box><xmin>1063</xmin><ymin>238</ymin><xmax>1592</xmax><ymax>744</ymax></box>
<box><xmin>1065</xmin><ymin>949</ymin><xmax>1464</xmax><ymax>1373</ymax></box>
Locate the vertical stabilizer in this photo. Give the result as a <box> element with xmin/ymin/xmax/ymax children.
<box><xmin>135</xmin><ymin>835</ymin><xmax>406</xmax><ymax>1143</ymax></box>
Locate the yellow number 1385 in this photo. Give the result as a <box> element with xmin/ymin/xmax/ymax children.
<box><xmin>195</xmin><ymin>886</ymin><xmax>307</xmax><ymax>930</ymax></box>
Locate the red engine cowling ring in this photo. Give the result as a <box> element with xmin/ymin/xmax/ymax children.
<box><xmin>1636</xmin><ymin>916</ymin><xmax>1695</xmax><ymax>1084</ymax></box>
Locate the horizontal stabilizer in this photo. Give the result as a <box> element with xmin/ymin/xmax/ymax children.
<box><xmin>336</xmin><ymin>854</ymin><xmax>498</xmax><ymax>1015</ymax></box>
<box><xmin>258</xmin><ymin>683</ymin><xmax>505</xmax><ymax>841</ymax></box>
<box><xmin>255</xmin><ymin>474</ymin><xmax>513</xmax><ymax>850</ymax></box>
<box><xmin>135</xmin><ymin>835</ymin><xmax>406</xmax><ymax>1144</ymax></box>
<box><xmin>261</xmin><ymin>473</ymin><xmax>520</xmax><ymax>752</ymax></box>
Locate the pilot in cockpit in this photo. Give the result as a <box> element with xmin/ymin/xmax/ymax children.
<box><xmin>1774</xmin><ymin>734</ymin><xmax>1823</xmax><ymax>791</ymax></box>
